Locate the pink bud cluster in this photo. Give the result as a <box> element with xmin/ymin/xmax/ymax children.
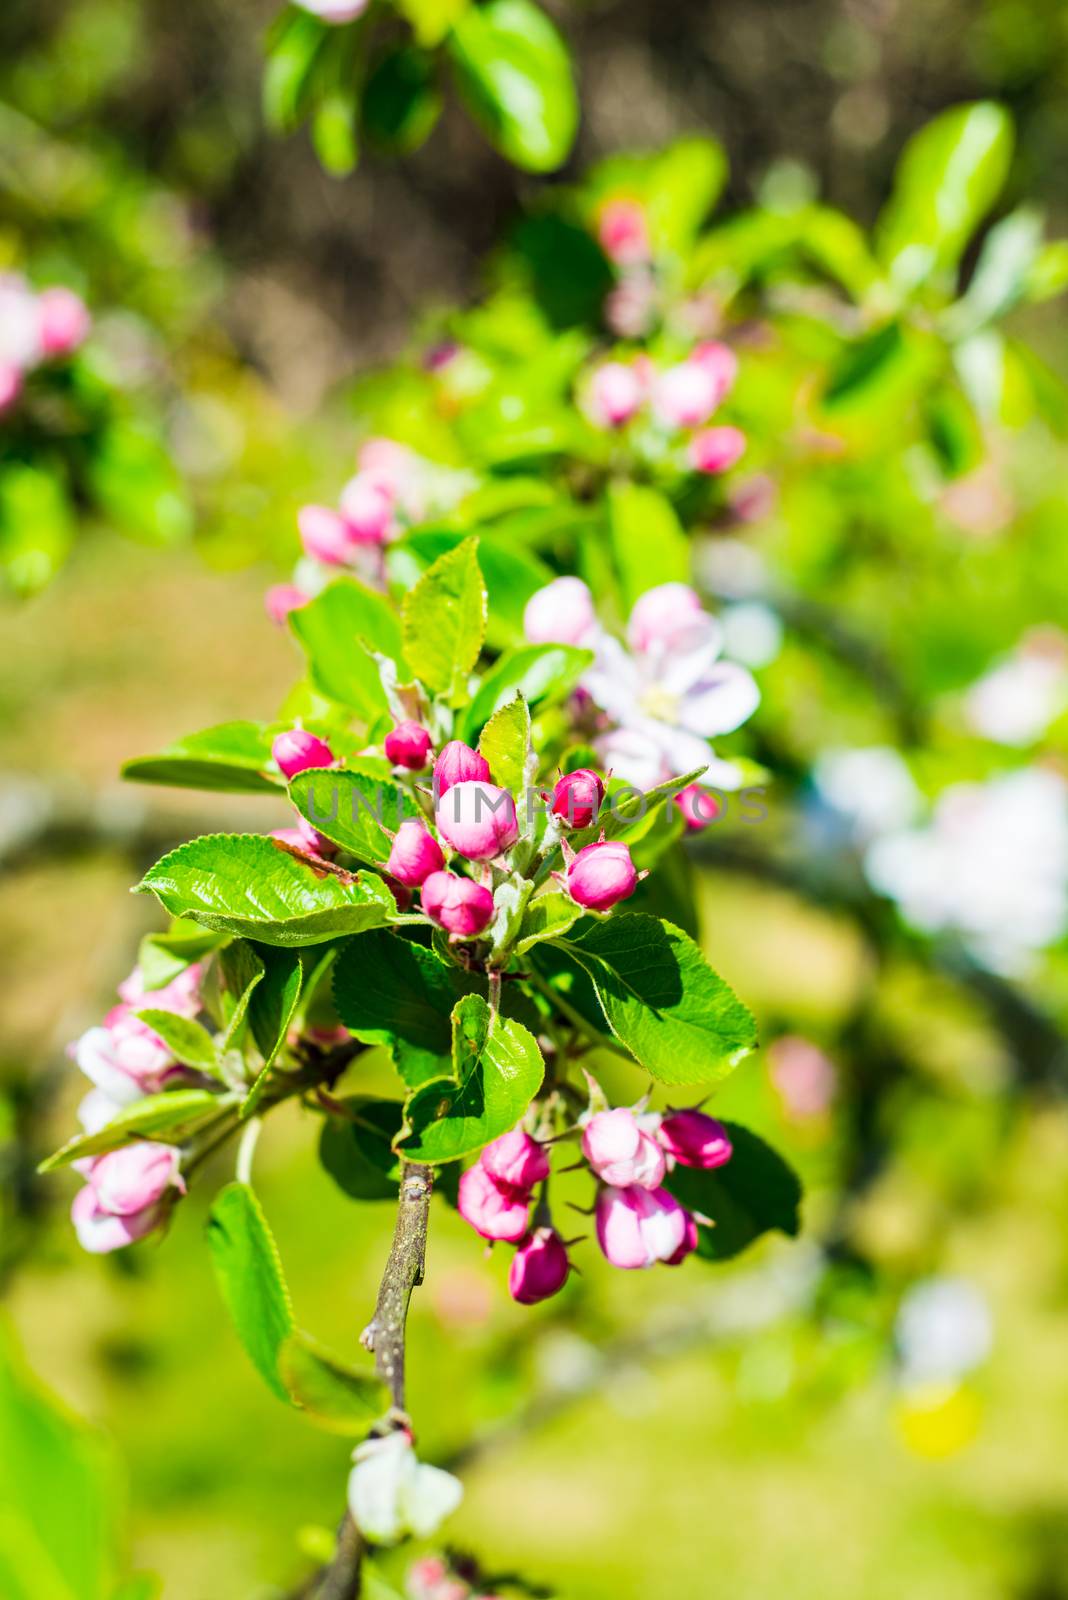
<box><xmin>292</xmin><ymin>437</ymin><xmax>432</xmax><ymax>577</ymax></box>
<box><xmin>582</xmin><ymin>1106</ymin><xmax>732</xmax><ymax>1271</ymax></box>
<box><xmin>0</xmin><ymin>272</ymin><xmax>90</xmax><ymax>414</ymax></box>
<box><xmin>458</xmin><ymin>1131</ymin><xmax>570</xmax><ymax>1306</ymax></box>
<box><xmin>407</xmin><ymin>1555</ymin><xmax>501</xmax><ymax>1600</ymax></box>
<box><xmin>67</xmin><ymin>962</ymin><xmax>205</xmax><ymax>1252</ymax></box>
<box><xmin>578</xmin><ymin>336</ymin><xmax>745</xmax><ymax>476</ymax></box>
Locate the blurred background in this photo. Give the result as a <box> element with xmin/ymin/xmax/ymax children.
<box><xmin>3</xmin><ymin>2</ymin><xmax>1068</xmax><ymax>1597</ymax></box>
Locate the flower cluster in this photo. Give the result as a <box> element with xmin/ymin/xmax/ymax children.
<box><xmin>0</xmin><ymin>272</ymin><xmax>91</xmax><ymax>414</ymax></box>
<box><xmin>67</xmin><ymin>962</ymin><xmax>203</xmax><ymax>1251</ymax></box>
<box><xmin>524</xmin><ymin>576</ymin><xmax>760</xmax><ymax>803</ymax></box>
<box><xmin>580</xmin><ymin>339</ymin><xmax>746</xmax><ymax>477</ymax></box>
<box><xmin>458</xmin><ymin>1106</ymin><xmax>733</xmax><ymax>1296</ymax></box>
<box><xmin>266</xmin><ymin>437</ymin><xmax>473</xmax><ymax>623</ymax></box>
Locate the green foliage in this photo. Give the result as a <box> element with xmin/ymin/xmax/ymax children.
<box><xmin>289</xmin><ymin>766</ymin><xmax>420</xmax><ymax>864</ymax></box>
<box><xmin>121</xmin><ymin>723</ymin><xmax>280</xmax><ymax>794</ymax></box>
<box><xmin>448</xmin><ymin>0</ymin><xmax>578</xmax><ymax>172</ymax></box>
<box><xmin>291</xmin><ymin>579</ymin><xmax>406</xmax><ymax>716</ymax></box>
<box><xmin>39</xmin><ymin>1090</ymin><xmax>225</xmax><ymax>1172</ymax></box>
<box><xmin>397</xmin><ymin>993</ymin><xmax>544</xmax><ymax>1161</ymax></box>
<box><xmin>137</xmin><ymin>834</ymin><xmax>397</xmax><ymax>945</ymax></box>
<box><xmin>556</xmin><ymin>916</ymin><xmax>758</xmax><ymax>1085</ymax></box>
<box><xmin>333</xmin><ymin>931</ymin><xmax>477</xmax><ymax>1086</ymax></box>
<box><xmin>477</xmin><ymin>693</ymin><xmax>531</xmax><ymax>794</ymax></box>
<box><xmin>134</xmin><ymin>1009</ymin><xmax>219</xmax><ymax>1073</ymax></box>
<box><xmin>401</xmin><ymin>535</ymin><xmax>487</xmax><ymax>701</ymax></box>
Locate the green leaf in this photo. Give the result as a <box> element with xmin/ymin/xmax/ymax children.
<box><xmin>289</xmin><ymin>766</ymin><xmax>420</xmax><ymax>866</ymax></box>
<box><xmin>514</xmin><ymin>890</ymin><xmax>581</xmax><ymax>955</ymax></box>
<box><xmin>86</xmin><ymin>422</ymin><xmax>193</xmax><ymax>547</ymax></box>
<box><xmin>137</xmin><ymin>834</ymin><xmax>396</xmax><ymax>947</ymax></box>
<box><xmin>290</xmin><ymin>579</ymin><xmax>405</xmax><ymax>716</ymax></box>
<box><xmin>876</xmin><ymin>101</ymin><xmax>1014</xmax><ymax>295</ymax></box>
<box><xmin>401</xmin><ymin>536</ymin><xmax>486</xmax><ymax>701</ymax></box>
<box><xmin>391</xmin><ymin>526</ymin><xmax>554</xmax><ymax>649</ymax></box>
<box><xmin>333</xmin><ymin>932</ymin><xmax>477</xmax><ymax>1086</ymax></box>
<box><xmin>312</xmin><ymin>89</ymin><xmax>360</xmax><ymax>175</ymax></box>
<box><xmin>478</xmin><ymin>695</ymin><xmax>530</xmax><ymax>795</ymax></box>
<box><xmin>398</xmin><ymin>993</ymin><xmax>544</xmax><ymax>1162</ymax></box>
<box><xmin>138</xmin><ymin>923</ymin><xmax>229</xmax><ymax>990</ymax></box>
<box><xmin>557</xmin><ymin>915</ymin><xmax>756</xmax><ymax>1085</ymax></box>
<box><xmin>462</xmin><ymin>643</ymin><xmax>592</xmax><ymax>741</ymax></box>
<box><xmin>0</xmin><ymin>465</ymin><xmax>75</xmax><ymax>598</ymax></box>
<box><xmin>645</xmin><ymin>136</ymin><xmax>728</xmax><ymax>254</ymax></box>
<box><xmin>263</xmin><ymin>8</ymin><xmax>331</xmax><ymax>132</ymax></box>
<box><xmin>319</xmin><ymin>1098</ymin><xmax>404</xmax><ymax>1200</ymax></box>
<box><xmin>121</xmin><ymin>722</ymin><xmax>279</xmax><ymax>794</ymax></box>
<box><xmin>944</xmin><ymin>205</ymin><xmax>1045</xmax><ymax>337</ymax></box>
<box><xmin>363</xmin><ymin>48</ymin><xmax>442</xmax><ymax>154</ymax></box>
<box><xmin>38</xmin><ymin>1090</ymin><xmax>224</xmax><ymax>1173</ymax></box>
<box><xmin>0</xmin><ymin>1322</ymin><xmax>123</xmax><ymax>1600</ymax></box>
<box><xmin>134</xmin><ymin>1011</ymin><xmax>218</xmax><ymax>1073</ymax></box>
<box><xmin>448</xmin><ymin>0</ymin><xmax>578</xmax><ymax>173</ymax></box>
<box><xmin>206</xmin><ymin>1183</ymin><xmax>293</xmax><ymax>1403</ymax></box>
<box><xmin>608</xmin><ymin>483</ymin><xmax>689</xmax><ymax>611</ymax></box>
<box><xmin>396</xmin><ymin>0</ymin><xmax>468</xmax><ymax>46</ymax></box>
<box><xmin>216</xmin><ymin>940</ymin><xmax>266</xmax><ymax>1055</ymax></box>
<box><xmin>242</xmin><ymin>947</ymin><xmax>305</xmax><ymax>1115</ymax></box>
<box><xmin>663</xmin><ymin>1122</ymin><xmax>802</xmax><ymax>1260</ymax></box>
<box><xmin>277</xmin><ymin>1332</ymin><xmax>384</xmax><ymax>1434</ymax></box>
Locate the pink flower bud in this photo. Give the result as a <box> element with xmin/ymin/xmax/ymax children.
<box><xmin>433</xmin><ymin>740</ymin><xmax>491</xmax><ymax>797</ymax></box>
<box><xmin>582</xmin><ymin>361</ymin><xmax>644</xmax><ymax>429</ymax></box>
<box><xmin>508</xmin><ymin>1227</ymin><xmax>570</xmax><ymax>1305</ymax></box>
<box><xmin>595</xmin><ymin>1184</ymin><xmax>690</xmax><ymax>1269</ymax></box>
<box><xmin>294</xmin><ymin>0</ymin><xmax>369</xmax><ymax>23</ymax></box>
<box><xmin>71</xmin><ymin>1183</ymin><xmax>164</xmax><ymax>1253</ymax></box>
<box><xmin>480</xmin><ymin>1128</ymin><xmax>550</xmax><ymax>1190</ymax></box>
<box><xmin>457</xmin><ymin>1162</ymin><xmax>530</xmax><ymax>1242</ymax></box>
<box><xmin>385</xmin><ymin>721</ymin><xmax>432</xmax><ymax>770</ymax></box>
<box><xmin>265</xmin><ymin>583</ymin><xmax>309</xmax><ymax>626</ymax></box>
<box><xmin>582</xmin><ymin>1108</ymin><xmax>666</xmax><ymax>1189</ymax></box>
<box><xmin>597</xmin><ymin>199</ymin><xmax>650</xmax><ymax>265</ymax></box>
<box><xmin>298</xmin><ymin>504</ymin><xmax>353</xmax><ymax>565</ymax></box>
<box><xmin>421</xmin><ymin>871</ymin><xmax>495</xmax><ymax>938</ymax></box>
<box><xmin>691</xmin><ymin>340</ymin><xmax>738</xmax><ymax>402</ymax></box>
<box><xmin>339</xmin><ymin>472</ymin><xmax>395</xmax><ymax>544</ymax></box>
<box><xmin>665</xmin><ymin>1209</ymin><xmax>700</xmax><ymax>1266</ymax></box>
<box><xmin>657</xmin><ymin>1110</ymin><xmax>732</xmax><ymax>1169</ymax></box>
<box><xmin>674</xmin><ymin>783</ymin><xmax>722</xmax><ymax>831</ymax></box>
<box><xmin>523</xmin><ymin>577</ymin><xmax>597</xmax><ymax>647</ymax></box>
<box><xmin>690</xmin><ymin>425</ymin><xmax>747</xmax><ymax>475</ymax></box>
<box><xmin>551</xmin><ymin>768</ymin><xmax>605</xmax><ymax>829</ymax></box>
<box><xmin>0</xmin><ymin>364</ymin><xmax>22</xmax><ymax>412</ymax></box>
<box><xmin>627</xmin><ymin>582</ymin><xmax>705</xmax><ymax>654</ymax></box>
<box><xmin>37</xmin><ymin>287</ymin><xmax>91</xmax><ymax>356</ymax></box>
<box><xmin>387</xmin><ymin>818</ymin><xmax>445</xmax><ymax>887</ymax></box>
<box><xmin>88</xmin><ymin>1142</ymin><xmax>184</xmax><ymax>1215</ymax></box>
<box><xmin>651</xmin><ymin>360</ymin><xmax>719</xmax><ymax>430</ymax></box>
<box><xmin>116</xmin><ymin>963</ymin><xmax>202</xmax><ymax>1018</ymax></box>
<box><xmin>566</xmin><ymin>840</ymin><xmax>638</xmax><ymax>911</ymax></box>
<box><xmin>272</xmin><ymin>728</ymin><xmax>334</xmax><ymax>780</ymax></box>
<box><xmin>436</xmin><ymin>782</ymin><xmax>518</xmax><ymax>861</ymax></box>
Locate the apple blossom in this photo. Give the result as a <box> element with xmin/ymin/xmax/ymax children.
<box><xmin>265</xmin><ymin>583</ymin><xmax>309</xmax><ymax>625</ymax></box>
<box><xmin>433</xmin><ymin>739</ymin><xmax>491</xmax><ymax>797</ymax></box>
<box><xmin>347</xmin><ymin>1431</ymin><xmax>463</xmax><ymax>1545</ymax></box>
<box><xmin>294</xmin><ymin>0</ymin><xmax>369</xmax><ymax>21</ymax></box>
<box><xmin>421</xmin><ymin>871</ymin><xmax>495</xmax><ymax>938</ymax></box>
<box><xmin>480</xmin><ymin>1128</ymin><xmax>550</xmax><ymax>1190</ymax></box>
<box><xmin>436</xmin><ymin>782</ymin><xmax>518</xmax><ymax>860</ymax></box>
<box><xmin>272</xmin><ymin>728</ymin><xmax>334</xmax><ymax>779</ymax></box>
<box><xmin>387</xmin><ymin>818</ymin><xmax>445</xmax><ymax>887</ymax></box>
<box><xmin>457</xmin><ymin>1162</ymin><xmax>531</xmax><ymax>1243</ymax></box>
<box><xmin>551</xmin><ymin>768</ymin><xmax>605</xmax><ymax>828</ymax></box>
<box><xmin>566</xmin><ymin>839</ymin><xmax>639</xmax><ymax>911</ymax></box>
<box><xmin>37</xmin><ymin>287</ymin><xmax>91</xmax><ymax>357</ymax></box>
<box><xmin>690</xmin><ymin>424</ymin><xmax>747</xmax><ymax>475</ymax></box>
<box><xmin>583</xmin><ymin>1108</ymin><xmax>666</xmax><ymax>1188</ymax></box>
<box><xmin>674</xmin><ymin>782</ymin><xmax>722</xmax><ymax>830</ymax></box>
<box><xmin>523</xmin><ymin>576</ymin><xmax>598</xmax><ymax>647</ymax></box>
<box><xmin>627</xmin><ymin>583</ymin><xmax>706</xmax><ymax>655</ymax></box>
<box><xmin>581</xmin><ymin>360</ymin><xmax>644</xmax><ymax>429</ymax></box>
<box><xmin>692</xmin><ymin>340</ymin><xmax>739</xmax><ymax>401</ymax></box>
<box><xmin>87</xmin><ymin>1142</ymin><xmax>185</xmax><ymax>1216</ymax></box>
<box><xmin>385</xmin><ymin>720</ymin><xmax>432</xmax><ymax>769</ymax></box>
<box><xmin>298</xmin><ymin>504</ymin><xmax>354</xmax><ymax>565</ymax></box>
<box><xmin>508</xmin><ymin>1227</ymin><xmax>570</xmax><ymax>1304</ymax></box>
<box><xmin>657</xmin><ymin>1110</ymin><xmax>732</xmax><ymax>1169</ymax></box>
<box><xmin>651</xmin><ymin>359</ymin><xmax>720</xmax><ymax>430</ymax></box>
<box><xmin>597</xmin><ymin>198</ymin><xmax>650</xmax><ymax>265</ymax></box>
<box><xmin>340</xmin><ymin>472</ymin><xmax>395</xmax><ymax>544</ymax></box>
<box><xmin>595</xmin><ymin>1184</ymin><xmax>693</xmax><ymax>1270</ymax></box>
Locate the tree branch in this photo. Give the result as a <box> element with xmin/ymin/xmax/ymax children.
<box><xmin>303</xmin><ymin>1163</ymin><xmax>434</xmax><ymax>1600</ymax></box>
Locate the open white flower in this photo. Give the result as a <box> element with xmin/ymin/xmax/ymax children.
<box><xmin>583</xmin><ymin>601</ymin><xmax>759</xmax><ymax>790</ymax></box>
<box><xmin>347</xmin><ymin>1431</ymin><xmax>463</xmax><ymax>1545</ymax></box>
